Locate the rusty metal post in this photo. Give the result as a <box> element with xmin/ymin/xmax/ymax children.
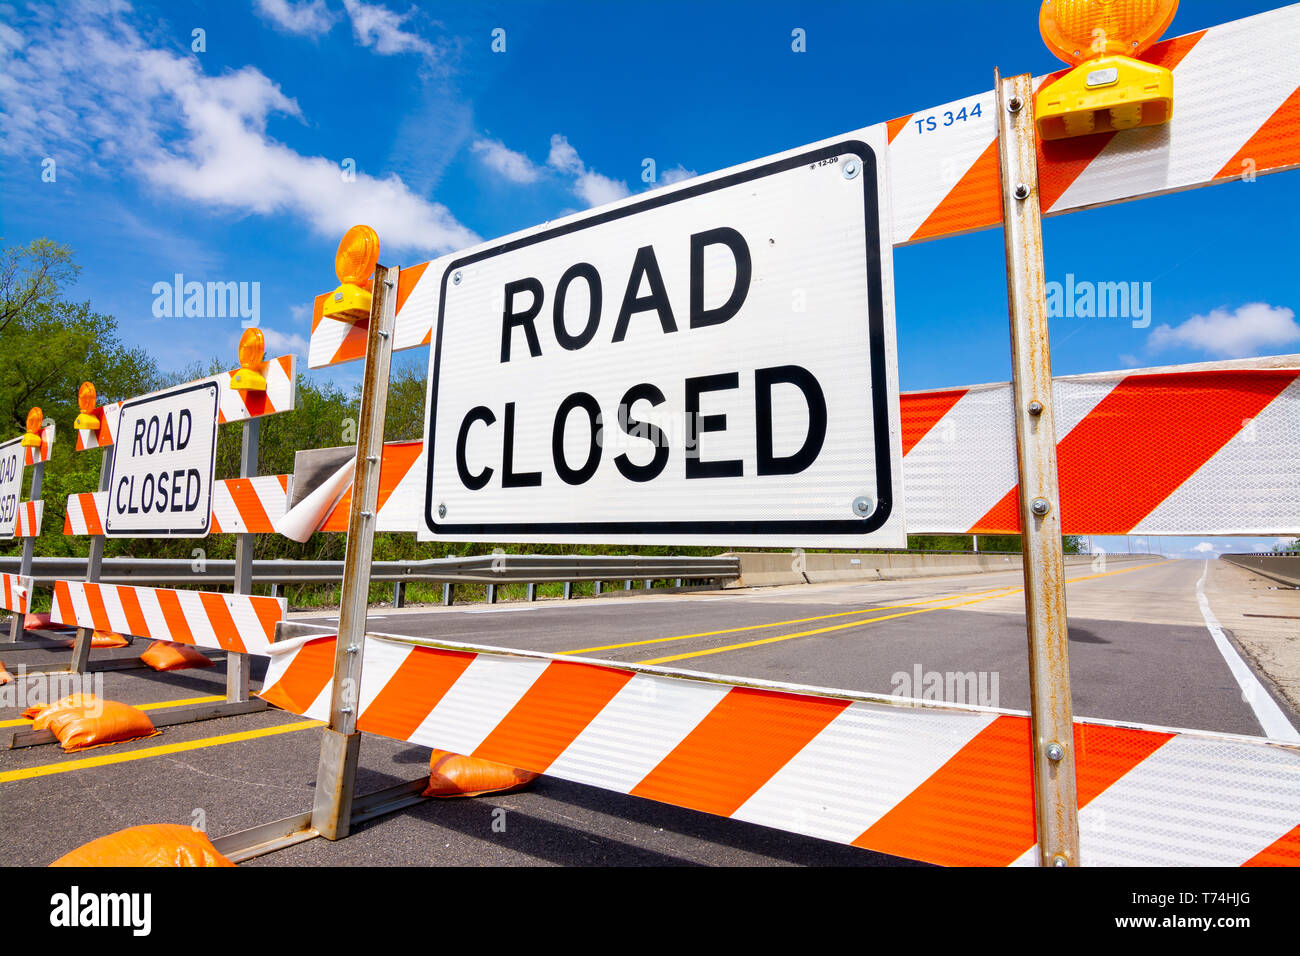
<box><xmin>227</xmin><ymin>417</ymin><xmax>259</xmax><ymax>702</ymax></box>
<box><xmin>68</xmin><ymin>449</ymin><xmax>114</xmax><ymax>673</ymax></box>
<box><xmin>6</xmin><ymin>449</ymin><xmax>44</xmax><ymax>643</ymax></box>
<box><xmin>995</xmin><ymin>70</ymin><xmax>1081</xmax><ymax>867</ymax></box>
<box><xmin>310</xmin><ymin>263</ymin><xmax>398</xmax><ymax>841</ymax></box>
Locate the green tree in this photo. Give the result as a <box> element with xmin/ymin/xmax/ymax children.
<box><xmin>0</xmin><ymin>239</ymin><xmax>80</xmax><ymax>339</ymax></box>
<box><xmin>0</xmin><ymin>240</ymin><xmax>156</xmax><ymax>557</ymax></box>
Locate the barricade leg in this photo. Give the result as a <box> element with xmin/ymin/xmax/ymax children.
<box><xmin>5</xmin><ymin>458</ymin><xmax>43</xmax><ymax>644</ymax></box>
<box><xmin>311</xmin><ymin>728</ymin><xmax>362</xmax><ymax>841</ymax></box>
<box><xmin>996</xmin><ymin>70</ymin><xmax>1080</xmax><ymax>866</ymax></box>
<box><xmin>227</xmin><ymin>418</ymin><xmax>259</xmax><ymax>704</ymax></box>
<box><xmin>308</xmin><ymin>263</ymin><xmax>398</xmax><ymax>840</ymax></box>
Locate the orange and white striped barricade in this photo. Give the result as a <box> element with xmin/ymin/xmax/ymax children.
<box><xmin>252</xmin><ymin>631</ymin><xmax>1300</xmax><ymax>867</ymax></box>
<box><xmin>901</xmin><ymin>355</ymin><xmax>1300</xmax><ymax>536</ymax></box>
<box><xmin>1</xmin><ymin>417</ymin><xmax>55</xmax><ymax>646</ymax></box>
<box><xmin>12</xmin><ymin>351</ymin><xmax>297</xmax><ymax>747</ymax></box>
<box><xmin>215</xmin><ymin>4</ymin><xmax>1300</xmax><ymax>864</ymax></box>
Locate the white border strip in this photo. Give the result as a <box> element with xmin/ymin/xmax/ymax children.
<box><xmin>1197</xmin><ymin>560</ymin><xmax>1300</xmax><ymax>743</ymax></box>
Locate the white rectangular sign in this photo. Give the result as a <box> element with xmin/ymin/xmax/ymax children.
<box><xmin>0</xmin><ymin>438</ymin><xmax>25</xmax><ymax>540</ymax></box>
<box><xmin>421</xmin><ymin>125</ymin><xmax>902</xmax><ymax>547</ymax></box>
<box><xmin>106</xmin><ymin>381</ymin><xmax>219</xmax><ymax>538</ymax></box>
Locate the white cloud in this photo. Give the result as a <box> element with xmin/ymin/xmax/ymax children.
<box><xmin>342</xmin><ymin>0</ymin><xmax>434</xmax><ymax>58</ymax></box>
<box><xmin>260</xmin><ymin>325</ymin><xmax>311</xmax><ymax>358</ymax></box>
<box><xmin>658</xmin><ymin>164</ymin><xmax>696</xmax><ymax>187</ymax></box>
<box><xmin>254</xmin><ymin>0</ymin><xmax>339</xmax><ymax>36</ymax></box>
<box><xmin>1191</xmin><ymin>542</ymin><xmax>1216</xmax><ymax>553</ymax></box>
<box><xmin>471</xmin><ymin>138</ymin><xmax>542</xmax><ymax>184</ymax></box>
<box><xmin>0</xmin><ymin>3</ymin><xmax>477</xmax><ymax>256</ymax></box>
<box><xmin>574</xmin><ymin>169</ymin><xmax>631</xmax><ymax>206</ymax></box>
<box><xmin>1147</xmin><ymin>303</ymin><xmax>1300</xmax><ymax>359</ymax></box>
<box><xmin>544</xmin><ymin>134</ymin><xmax>629</xmax><ymax>207</ymax></box>
<box><xmin>1275</xmin><ymin>537</ymin><xmax>1298</xmax><ymax>550</ymax></box>
<box><xmin>546</xmin><ymin>134</ymin><xmax>585</xmax><ymax>176</ymax></box>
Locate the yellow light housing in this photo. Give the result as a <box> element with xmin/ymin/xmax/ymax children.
<box><xmin>74</xmin><ymin>381</ymin><xmax>101</xmax><ymax>431</ymax></box>
<box><xmin>231</xmin><ymin>327</ymin><xmax>268</xmax><ymax>392</ymax></box>
<box><xmin>21</xmin><ymin>406</ymin><xmax>43</xmax><ymax>447</ymax></box>
<box><xmin>323</xmin><ymin>224</ymin><xmax>380</xmax><ymax>322</ymax></box>
<box><xmin>1036</xmin><ymin>0</ymin><xmax>1178</xmax><ymax>141</ymax></box>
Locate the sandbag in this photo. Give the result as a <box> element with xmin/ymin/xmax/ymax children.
<box><xmin>24</xmin><ymin>693</ymin><xmax>100</xmax><ymax>728</ymax></box>
<box><xmin>424</xmin><ymin>749</ymin><xmax>539</xmax><ymax>798</ymax></box>
<box><xmin>0</xmin><ymin>660</ymin><xmax>11</xmax><ymax>685</ymax></box>
<box><xmin>50</xmin><ymin>823</ymin><xmax>234</xmax><ymax>867</ymax></box>
<box><xmin>31</xmin><ymin>694</ymin><xmax>159</xmax><ymax>752</ymax></box>
<box><xmin>140</xmin><ymin>640</ymin><xmax>213</xmax><ymax>672</ymax></box>
<box><xmin>23</xmin><ymin>612</ymin><xmax>52</xmax><ymax>630</ymax></box>
<box><xmin>61</xmin><ymin>630</ymin><xmax>130</xmax><ymax>649</ymax></box>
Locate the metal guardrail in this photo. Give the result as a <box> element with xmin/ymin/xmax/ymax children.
<box><xmin>0</xmin><ymin>553</ymin><xmax>740</xmax><ymax>596</ymax></box>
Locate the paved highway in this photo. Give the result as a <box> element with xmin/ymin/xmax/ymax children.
<box><xmin>298</xmin><ymin>557</ymin><xmax>1297</xmax><ymax>737</ymax></box>
<box><xmin>1</xmin><ymin>557</ymin><xmax>1295</xmax><ymax>866</ymax></box>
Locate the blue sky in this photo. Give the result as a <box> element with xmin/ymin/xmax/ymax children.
<box><xmin>1</xmin><ymin>0</ymin><xmax>1296</xmax><ymax>556</ymax></box>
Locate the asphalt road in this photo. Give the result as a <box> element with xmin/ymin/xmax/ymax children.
<box><xmin>1</xmin><ymin>557</ymin><xmax>1295</xmax><ymax>867</ymax></box>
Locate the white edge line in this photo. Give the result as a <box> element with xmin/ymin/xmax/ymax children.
<box><xmin>1196</xmin><ymin>559</ymin><xmax>1300</xmax><ymax>743</ymax></box>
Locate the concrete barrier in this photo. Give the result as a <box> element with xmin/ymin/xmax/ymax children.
<box><xmin>1222</xmin><ymin>554</ymin><xmax>1300</xmax><ymax>588</ymax></box>
<box><xmin>724</xmin><ymin>551</ymin><xmax>1161</xmax><ymax>588</ymax></box>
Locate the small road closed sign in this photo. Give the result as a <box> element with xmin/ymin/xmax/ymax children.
<box><xmin>422</xmin><ymin>127</ymin><xmax>902</xmax><ymax>547</ymax></box>
<box><xmin>0</xmin><ymin>438</ymin><xmax>24</xmax><ymax>540</ymax></box>
<box><xmin>106</xmin><ymin>380</ymin><xmax>219</xmax><ymax>538</ymax></box>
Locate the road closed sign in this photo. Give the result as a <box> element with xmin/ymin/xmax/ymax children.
<box><xmin>106</xmin><ymin>381</ymin><xmax>219</xmax><ymax>537</ymax></box>
<box><xmin>0</xmin><ymin>438</ymin><xmax>24</xmax><ymax>540</ymax></box>
<box><xmin>421</xmin><ymin>126</ymin><xmax>902</xmax><ymax>547</ymax></box>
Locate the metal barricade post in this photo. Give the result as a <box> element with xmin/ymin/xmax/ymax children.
<box><xmin>311</xmin><ymin>262</ymin><xmax>398</xmax><ymax>840</ymax></box>
<box><xmin>995</xmin><ymin>70</ymin><xmax>1080</xmax><ymax>866</ymax></box>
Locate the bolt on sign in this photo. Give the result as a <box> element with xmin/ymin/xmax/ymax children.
<box><xmin>0</xmin><ymin>438</ymin><xmax>24</xmax><ymax>539</ymax></box>
<box><xmin>106</xmin><ymin>381</ymin><xmax>219</xmax><ymax>537</ymax></box>
<box><xmin>421</xmin><ymin>127</ymin><xmax>903</xmax><ymax>547</ymax></box>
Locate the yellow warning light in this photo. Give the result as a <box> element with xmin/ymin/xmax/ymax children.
<box><xmin>1036</xmin><ymin>0</ymin><xmax>1178</xmax><ymax>141</ymax></box>
<box><xmin>74</xmin><ymin>382</ymin><xmax>101</xmax><ymax>431</ymax></box>
<box><xmin>230</xmin><ymin>327</ymin><xmax>268</xmax><ymax>392</ymax></box>
<box><xmin>21</xmin><ymin>406</ymin><xmax>43</xmax><ymax>447</ymax></box>
<box><xmin>323</xmin><ymin>224</ymin><xmax>379</xmax><ymax>322</ymax></box>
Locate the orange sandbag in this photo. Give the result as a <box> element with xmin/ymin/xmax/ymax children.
<box><xmin>24</xmin><ymin>693</ymin><xmax>99</xmax><ymax>728</ymax></box>
<box><xmin>38</xmin><ymin>695</ymin><xmax>159</xmax><ymax>752</ymax></box>
<box><xmin>50</xmin><ymin>823</ymin><xmax>234</xmax><ymax>867</ymax></box>
<box><xmin>61</xmin><ymin>630</ymin><xmax>130</xmax><ymax>649</ymax></box>
<box><xmin>140</xmin><ymin>640</ymin><xmax>213</xmax><ymax>672</ymax></box>
<box><xmin>0</xmin><ymin>661</ymin><xmax>11</xmax><ymax>685</ymax></box>
<box><xmin>23</xmin><ymin>612</ymin><xmax>52</xmax><ymax>630</ymax></box>
<box><xmin>424</xmin><ymin>749</ymin><xmax>539</xmax><ymax>798</ymax></box>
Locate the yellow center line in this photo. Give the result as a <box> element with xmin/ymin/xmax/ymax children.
<box><xmin>0</xmin><ymin>694</ymin><xmax>226</xmax><ymax>729</ymax></box>
<box><xmin>0</xmin><ymin>719</ymin><xmax>325</xmax><ymax>784</ymax></box>
<box><xmin>560</xmin><ymin>584</ymin><xmax>1024</xmax><ymax>655</ymax></box>
<box><xmin>630</xmin><ymin>559</ymin><xmax>1169</xmax><ymax>666</ymax></box>
<box><xmin>637</xmin><ymin>591</ymin><xmax>1013</xmax><ymax>665</ymax></box>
